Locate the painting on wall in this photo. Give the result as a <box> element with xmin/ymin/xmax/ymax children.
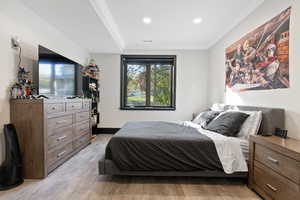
<box><xmin>225</xmin><ymin>7</ymin><xmax>291</xmax><ymax>92</ymax></box>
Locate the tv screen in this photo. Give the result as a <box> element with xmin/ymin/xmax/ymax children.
<box><xmin>38</xmin><ymin>45</ymin><xmax>82</xmax><ymax>96</ymax></box>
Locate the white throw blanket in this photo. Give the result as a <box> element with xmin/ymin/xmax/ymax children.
<box><xmin>183</xmin><ymin>121</ymin><xmax>248</xmax><ymax>174</ymax></box>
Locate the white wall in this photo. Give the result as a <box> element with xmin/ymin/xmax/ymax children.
<box><xmin>92</xmin><ymin>50</ymin><xmax>209</xmax><ymax>128</ymax></box>
<box><xmin>208</xmin><ymin>0</ymin><xmax>300</xmax><ymax>139</ymax></box>
<box><xmin>0</xmin><ymin>0</ymin><xmax>90</xmax><ymax>163</ymax></box>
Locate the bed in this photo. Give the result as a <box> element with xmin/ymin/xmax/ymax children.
<box><xmin>99</xmin><ymin>105</ymin><xmax>284</xmax><ymax>178</ymax></box>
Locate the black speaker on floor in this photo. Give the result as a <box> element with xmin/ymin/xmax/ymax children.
<box><xmin>0</xmin><ymin>124</ymin><xmax>23</xmax><ymax>190</ymax></box>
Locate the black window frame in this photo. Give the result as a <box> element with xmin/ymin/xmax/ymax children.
<box><xmin>120</xmin><ymin>55</ymin><xmax>176</xmax><ymax>111</ymax></box>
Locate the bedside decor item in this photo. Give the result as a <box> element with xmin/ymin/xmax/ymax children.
<box><xmin>249</xmin><ymin>135</ymin><xmax>300</xmax><ymax>200</ymax></box>
<box><xmin>0</xmin><ymin>124</ymin><xmax>23</xmax><ymax>190</ymax></box>
<box><xmin>274</xmin><ymin>127</ymin><xmax>288</xmax><ymax>138</ymax></box>
<box><xmin>225</xmin><ymin>7</ymin><xmax>291</xmax><ymax>92</ymax></box>
<box><xmin>10</xmin><ymin>37</ymin><xmax>35</xmax><ymax>99</ymax></box>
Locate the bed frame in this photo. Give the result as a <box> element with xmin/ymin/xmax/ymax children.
<box><xmin>99</xmin><ymin>105</ymin><xmax>285</xmax><ymax>178</ymax></box>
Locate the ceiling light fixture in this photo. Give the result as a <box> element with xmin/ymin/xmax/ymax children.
<box><xmin>143</xmin><ymin>17</ymin><xmax>152</xmax><ymax>24</ymax></box>
<box><xmin>143</xmin><ymin>40</ymin><xmax>153</xmax><ymax>43</ymax></box>
<box><xmin>193</xmin><ymin>17</ymin><xmax>203</xmax><ymax>24</ymax></box>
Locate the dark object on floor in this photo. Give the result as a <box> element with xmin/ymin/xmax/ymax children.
<box><xmin>0</xmin><ymin>124</ymin><xmax>23</xmax><ymax>190</ymax></box>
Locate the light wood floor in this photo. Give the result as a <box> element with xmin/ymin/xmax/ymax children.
<box><xmin>0</xmin><ymin>135</ymin><xmax>261</xmax><ymax>200</ymax></box>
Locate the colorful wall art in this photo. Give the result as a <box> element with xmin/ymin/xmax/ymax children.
<box><xmin>225</xmin><ymin>7</ymin><xmax>291</xmax><ymax>92</ymax></box>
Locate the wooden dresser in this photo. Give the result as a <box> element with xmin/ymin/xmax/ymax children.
<box><xmin>249</xmin><ymin>135</ymin><xmax>300</xmax><ymax>200</ymax></box>
<box><xmin>10</xmin><ymin>98</ymin><xmax>92</xmax><ymax>179</ymax></box>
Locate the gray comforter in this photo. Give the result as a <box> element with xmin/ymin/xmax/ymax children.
<box><xmin>105</xmin><ymin>121</ymin><xmax>223</xmax><ymax>171</ymax></box>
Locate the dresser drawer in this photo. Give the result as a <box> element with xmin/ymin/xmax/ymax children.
<box><xmin>66</xmin><ymin>102</ymin><xmax>82</xmax><ymax>111</ymax></box>
<box><xmin>47</xmin><ymin>126</ymin><xmax>73</xmax><ymax>150</ymax></box>
<box><xmin>255</xmin><ymin>144</ymin><xmax>300</xmax><ymax>184</ymax></box>
<box><xmin>83</xmin><ymin>101</ymin><xmax>90</xmax><ymax>110</ymax></box>
<box><xmin>46</xmin><ymin>103</ymin><xmax>65</xmax><ymax>114</ymax></box>
<box><xmin>76</xmin><ymin>111</ymin><xmax>90</xmax><ymax>123</ymax></box>
<box><xmin>73</xmin><ymin>133</ymin><xmax>90</xmax><ymax>150</ymax></box>
<box><xmin>48</xmin><ymin>115</ymin><xmax>73</xmax><ymax>129</ymax></box>
<box><xmin>74</xmin><ymin>121</ymin><xmax>90</xmax><ymax>138</ymax></box>
<box><xmin>253</xmin><ymin>161</ymin><xmax>299</xmax><ymax>200</ymax></box>
<box><xmin>47</xmin><ymin>142</ymin><xmax>73</xmax><ymax>166</ymax></box>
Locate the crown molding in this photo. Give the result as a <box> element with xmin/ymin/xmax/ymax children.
<box><xmin>89</xmin><ymin>0</ymin><xmax>125</xmax><ymax>52</ymax></box>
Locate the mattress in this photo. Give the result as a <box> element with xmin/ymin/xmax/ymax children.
<box><xmin>105</xmin><ymin>121</ymin><xmax>223</xmax><ymax>172</ymax></box>
<box><xmin>104</xmin><ymin>121</ymin><xmax>248</xmax><ymax>174</ymax></box>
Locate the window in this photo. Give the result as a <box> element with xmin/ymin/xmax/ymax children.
<box><xmin>120</xmin><ymin>55</ymin><xmax>176</xmax><ymax>110</ymax></box>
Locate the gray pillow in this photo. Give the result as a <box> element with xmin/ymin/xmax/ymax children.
<box><xmin>204</xmin><ymin>111</ymin><xmax>249</xmax><ymax>137</ymax></box>
<box><xmin>192</xmin><ymin>111</ymin><xmax>221</xmax><ymax>126</ymax></box>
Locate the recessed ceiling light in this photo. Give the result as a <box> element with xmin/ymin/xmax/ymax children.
<box><xmin>143</xmin><ymin>40</ymin><xmax>153</xmax><ymax>43</ymax></box>
<box><xmin>143</xmin><ymin>17</ymin><xmax>152</xmax><ymax>24</ymax></box>
<box><xmin>193</xmin><ymin>17</ymin><xmax>203</xmax><ymax>24</ymax></box>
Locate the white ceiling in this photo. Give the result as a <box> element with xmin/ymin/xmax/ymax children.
<box><xmin>107</xmin><ymin>0</ymin><xmax>264</xmax><ymax>50</ymax></box>
<box><xmin>21</xmin><ymin>0</ymin><xmax>124</xmax><ymax>53</ymax></box>
<box><xmin>22</xmin><ymin>0</ymin><xmax>264</xmax><ymax>53</ymax></box>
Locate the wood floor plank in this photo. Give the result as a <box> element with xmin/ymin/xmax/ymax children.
<box><xmin>0</xmin><ymin>134</ymin><xmax>261</xmax><ymax>200</ymax></box>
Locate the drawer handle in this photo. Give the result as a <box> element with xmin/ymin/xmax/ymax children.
<box><xmin>56</xmin><ymin>136</ymin><xmax>67</xmax><ymax>141</ymax></box>
<box><xmin>52</xmin><ymin>107</ymin><xmax>56</xmax><ymax>110</ymax></box>
<box><xmin>267</xmin><ymin>156</ymin><xmax>279</xmax><ymax>164</ymax></box>
<box><xmin>57</xmin><ymin>151</ymin><xmax>66</xmax><ymax>158</ymax></box>
<box><xmin>56</xmin><ymin>120</ymin><xmax>68</xmax><ymax>125</ymax></box>
<box><xmin>266</xmin><ymin>184</ymin><xmax>277</xmax><ymax>192</ymax></box>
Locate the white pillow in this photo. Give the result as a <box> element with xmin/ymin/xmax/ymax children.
<box><xmin>237</xmin><ymin>111</ymin><xmax>262</xmax><ymax>139</ymax></box>
<box><xmin>210</xmin><ymin>103</ymin><xmax>226</xmax><ymax>111</ymax></box>
<box><xmin>210</xmin><ymin>103</ymin><xmax>238</xmax><ymax>112</ymax></box>
<box><xmin>192</xmin><ymin>110</ymin><xmax>221</xmax><ymax>126</ymax></box>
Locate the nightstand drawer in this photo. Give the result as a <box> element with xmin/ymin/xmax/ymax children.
<box><xmin>255</xmin><ymin>144</ymin><xmax>300</xmax><ymax>184</ymax></box>
<box><xmin>254</xmin><ymin>161</ymin><xmax>299</xmax><ymax>200</ymax></box>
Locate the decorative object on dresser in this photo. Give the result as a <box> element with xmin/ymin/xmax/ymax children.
<box><xmin>10</xmin><ymin>98</ymin><xmax>92</xmax><ymax>179</ymax></box>
<box><xmin>82</xmin><ymin>59</ymin><xmax>100</xmax><ymax>134</ymax></box>
<box><xmin>248</xmin><ymin>135</ymin><xmax>300</xmax><ymax>200</ymax></box>
<box><xmin>10</xmin><ymin>37</ymin><xmax>35</xmax><ymax>99</ymax></box>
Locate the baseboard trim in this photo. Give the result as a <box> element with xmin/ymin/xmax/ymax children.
<box><xmin>96</xmin><ymin>128</ymin><xmax>120</xmax><ymax>134</ymax></box>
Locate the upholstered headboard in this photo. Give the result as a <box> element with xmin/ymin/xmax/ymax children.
<box><xmin>223</xmin><ymin>105</ymin><xmax>285</xmax><ymax>136</ymax></box>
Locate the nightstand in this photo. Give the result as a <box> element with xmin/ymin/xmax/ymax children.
<box><xmin>248</xmin><ymin>135</ymin><xmax>300</xmax><ymax>200</ymax></box>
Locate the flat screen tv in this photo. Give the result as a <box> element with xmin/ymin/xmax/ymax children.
<box><xmin>36</xmin><ymin>45</ymin><xmax>83</xmax><ymax>96</ymax></box>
